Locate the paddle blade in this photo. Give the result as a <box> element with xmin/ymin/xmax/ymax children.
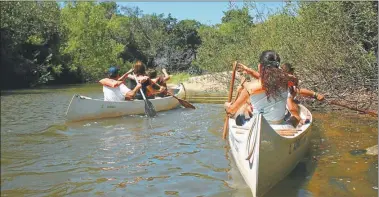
<box><xmin>167</xmin><ymin>91</ymin><xmax>196</xmax><ymax>109</ymax></box>
<box><xmin>178</xmin><ymin>98</ymin><xmax>196</xmax><ymax>109</ymax></box>
<box><xmin>144</xmin><ymin>99</ymin><xmax>157</xmax><ymax>117</ymax></box>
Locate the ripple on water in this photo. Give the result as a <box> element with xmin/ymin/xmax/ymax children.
<box><xmin>1</xmin><ymin>88</ymin><xmax>378</xmax><ymax>197</ymax></box>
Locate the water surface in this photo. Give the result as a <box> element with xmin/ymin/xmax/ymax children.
<box><xmin>1</xmin><ymin>84</ymin><xmax>377</xmax><ymax>197</ymax></box>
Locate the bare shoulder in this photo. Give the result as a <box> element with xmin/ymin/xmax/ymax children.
<box><xmin>151</xmin><ymin>77</ymin><xmax>159</xmax><ymax>83</ymax></box>
<box><xmin>243</xmin><ymin>80</ymin><xmax>264</xmax><ymax>94</ymax></box>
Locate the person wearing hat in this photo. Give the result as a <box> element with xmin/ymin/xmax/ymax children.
<box><xmin>99</xmin><ymin>66</ymin><xmax>144</xmax><ymax>101</ymax></box>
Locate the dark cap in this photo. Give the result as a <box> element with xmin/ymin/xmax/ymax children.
<box><xmin>108</xmin><ymin>66</ymin><xmax>119</xmax><ymax>77</ymax></box>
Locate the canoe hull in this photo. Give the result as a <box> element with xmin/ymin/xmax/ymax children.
<box><xmin>228</xmin><ymin>105</ymin><xmax>312</xmax><ymax>197</ymax></box>
<box><xmin>66</xmin><ymin>84</ymin><xmax>186</xmax><ymax>122</ymax></box>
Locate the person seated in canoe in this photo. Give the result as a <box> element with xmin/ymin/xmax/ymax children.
<box><xmin>99</xmin><ymin>66</ymin><xmax>143</xmax><ymax>101</ymax></box>
<box><xmin>237</xmin><ymin>62</ymin><xmax>324</xmax><ymax>101</ymax></box>
<box><xmin>146</xmin><ymin>68</ymin><xmax>172</xmax><ymax>97</ymax></box>
<box><xmin>280</xmin><ymin>63</ymin><xmax>324</xmax><ymax>124</ymax></box>
<box><xmin>224</xmin><ymin>50</ymin><xmax>299</xmax><ymax>127</ymax></box>
<box><xmin>234</xmin><ymin>79</ymin><xmax>253</xmax><ymax>126</ymax></box>
<box><xmin>234</xmin><ymin>61</ymin><xmax>299</xmax><ymax>126</ymax></box>
<box><xmin>236</xmin><ymin>61</ymin><xmax>319</xmax><ymax>126</ymax></box>
<box><xmin>129</xmin><ymin>61</ymin><xmax>166</xmax><ymax>100</ymax></box>
<box><xmin>280</xmin><ymin>63</ymin><xmax>325</xmax><ymax>101</ymax></box>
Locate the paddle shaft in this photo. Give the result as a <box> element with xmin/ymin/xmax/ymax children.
<box><xmin>223</xmin><ymin>61</ymin><xmax>238</xmax><ymax>140</ymax></box>
<box><xmin>234</xmin><ymin>77</ymin><xmax>247</xmax><ymax>102</ymax></box>
<box><xmin>328</xmin><ymin>100</ymin><xmax>378</xmax><ymax>117</ymax></box>
<box><xmin>165</xmin><ymin>91</ymin><xmax>196</xmax><ymax>109</ymax></box>
<box><xmin>132</xmin><ymin>74</ymin><xmax>156</xmax><ymax>117</ymax></box>
<box><xmin>133</xmin><ymin>74</ymin><xmax>147</xmax><ymax>100</ymax></box>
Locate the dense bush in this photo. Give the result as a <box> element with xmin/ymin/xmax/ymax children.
<box><xmin>1</xmin><ymin>0</ymin><xmax>377</xmax><ymax>109</ymax></box>
<box><xmin>195</xmin><ymin>2</ymin><xmax>378</xmax><ymax>106</ymax></box>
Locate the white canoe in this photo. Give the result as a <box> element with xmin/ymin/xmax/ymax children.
<box><xmin>228</xmin><ymin>104</ymin><xmax>313</xmax><ymax>197</ymax></box>
<box><xmin>66</xmin><ymin>83</ymin><xmax>187</xmax><ymax>122</ymax></box>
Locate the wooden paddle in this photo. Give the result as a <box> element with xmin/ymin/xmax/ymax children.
<box><xmin>222</xmin><ymin>61</ymin><xmax>238</xmax><ymax>140</ymax></box>
<box><xmin>133</xmin><ymin>74</ymin><xmax>157</xmax><ymax>118</ymax></box>
<box><xmin>328</xmin><ymin>100</ymin><xmax>378</xmax><ymax>117</ymax></box>
<box><xmin>165</xmin><ymin>91</ymin><xmax>196</xmax><ymax>109</ymax></box>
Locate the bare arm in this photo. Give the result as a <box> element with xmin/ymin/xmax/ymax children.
<box><xmin>238</xmin><ymin>63</ymin><xmax>260</xmax><ymax>79</ymax></box>
<box><xmin>149</xmin><ymin>78</ymin><xmax>166</xmax><ymax>93</ymax></box>
<box><xmin>118</xmin><ymin>68</ymin><xmax>134</xmax><ymax>81</ymax></box>
<box><xmin>162</xmin><ymin>68</ymin><xmax>171</xmax><ymax>81</ymax></box>
<box><xmin>297</xmin><ymin>88</ymin><xmax>325</xmax><ymax>101</ymax></box>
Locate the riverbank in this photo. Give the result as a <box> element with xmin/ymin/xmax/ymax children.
<box><xmin>169</xmin><ymin>71</ymin><xmax>232</xmax><ymax>94</ymax></box>
<box><xmin>171</xmin><ymin>72</ymin><xmax>378</xmax><ymax>114</ymax></box>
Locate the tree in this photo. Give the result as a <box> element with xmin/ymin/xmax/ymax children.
<box><xmin>222</xmin><ymin>7</ymin><xmax>253</xmax><ymax>24</ymax></box>
<box><xmin>0</xmin><ymin>1</ymin><xmax>61</xmax><ymax>88</ymax></box>
<box><xmin>60</xmin><ymin>2</ymin><xmax>125</xmax><ymax>81</ymax></box>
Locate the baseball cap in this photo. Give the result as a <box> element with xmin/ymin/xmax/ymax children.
<box><xmin>108</xmin><ymin>66</ymin><xmax>119</xmax><ymax>77</ymax></box>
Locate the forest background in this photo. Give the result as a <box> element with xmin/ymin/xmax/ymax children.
<box><xmin>1</xmin><ymin>1</ymin><xmax>377</xmax><ymax>109</ymax></box>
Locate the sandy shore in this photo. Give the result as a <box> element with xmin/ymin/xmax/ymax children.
<box><xmin>171</xmin><ymin>71</ymin><xmax>243</xmax><ymax>94</ymax></box>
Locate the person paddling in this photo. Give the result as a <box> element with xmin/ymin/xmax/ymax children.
<box><xmin>280</xmin><ymin>63</ymin><xmax>324</xmax><ymax>124</ymax></box>
<box><xmin>237</xmin><ymin>62</ymin><xmax>324</xmax><ymax>101</ymax></box>
<box><xmin>224</xmin><ymin>50</ymin><xmax>297</xmax><ymax>126</ymax></box>
<box><xmin>280</xmin><ymin>63</ymin><xmax>324</xmax><ymax>101</ymax></box>
<box><xmin>237</xmin><ymin>61</ymin><xmax>325</xmax><ymax>126</ymax></box>
<box><xmin>99</xmin><ymin>66</ymin><xmax>143</xmax><ymax>101</ymax></box>
<box><xmin>128</xmin><ymin>61</ymin><xmax>166</xmax><ymax>100</ymax></box>
<box><xmin>147</xmin><ymin>68</ymin><xmax>172</xmax><ymax>97</ymax></box>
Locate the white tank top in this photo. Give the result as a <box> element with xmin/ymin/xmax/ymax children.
<box><xmin>250</xmin><ymin>91</ymin><xmax>288</xmax><ymax>122</ymax></box>
<box><xmin>103</xmin><ymin>84</ymin><xmax>131</xmax><ymax>102</ymax></box>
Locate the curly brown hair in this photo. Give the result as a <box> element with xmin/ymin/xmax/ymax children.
<box><xmin>281</xmin><ymin>63</ymin><xmax>294</xmax><ymax>74</ymax></box>
<box><xmin>134</xmin><ymin>60</ymin><xmax>146</xmax><ymax>75</ymax></box>
<box><xmin>259</xmin><ymin>50</ymin><xmax>293</xmax><ymax>101</ymax></box>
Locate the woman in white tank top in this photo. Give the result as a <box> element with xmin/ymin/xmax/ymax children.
<box><xmin>224</xmin><ymin>50</ymin><xmax>297</xmax><ymax>124</ymax></box>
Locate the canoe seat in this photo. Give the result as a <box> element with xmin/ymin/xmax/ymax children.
<box><xmin>275</xmin><ymin>129</ymin><xmax>302</xmax><ymax>136</ymax></box>
<box><xmin>271</xmin><ymin>124</ymin><xmax>295</xmax><ymax>131</ymax></box>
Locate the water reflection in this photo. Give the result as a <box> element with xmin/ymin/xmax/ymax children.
<box><xmin>0</xmin><ymin>85</ymin><xmax>377</xmax><ymax>196</ymax></box>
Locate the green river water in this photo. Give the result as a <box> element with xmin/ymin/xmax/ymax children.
<box><xmin>1</xmin><ymin>84</ymin><xmax>377</xmax><ymax>197</ymax></box>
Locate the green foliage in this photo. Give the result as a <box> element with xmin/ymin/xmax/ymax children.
<box><xmin>60</xmin><ymin>2</ymin><xmax>125</xmax><ymax>81</ymax></box>
<box><xmin>1</xmin><ymin>0</ymin><xmax>377</xmax><ymax>98</ymax></box>
<box><xmin>222</xmin><ymin>7</ymin><xmax>253</xmax><ymax>24</ymax></box>
<box><xmin>168</xmin><ymin>73</ymin><xmax>191</xmax><ymax>84</ymax></box>
<box><xmin>195</xmin><ymin>7</ymin><xmax>255</xmax><ymax>72</ymax></box>
<box><xmin>196</xmin><ymin>2</ymin><xmax>378</xmax><ymax>96</ymax></box>
<box><xmin>0</xmin><ymin>1</ymin><xmax>61</xmax><ymax>88</ymax></box>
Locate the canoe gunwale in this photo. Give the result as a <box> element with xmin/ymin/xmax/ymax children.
<box><xmin>65</xmin><ymin>83</ymin><xmax>186</xmax><ymax>121</ymax></box>
<box><xmin>227</xmin><ymin>104</ymin><xmax>313</xmax><ymax>197</ymax></box>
